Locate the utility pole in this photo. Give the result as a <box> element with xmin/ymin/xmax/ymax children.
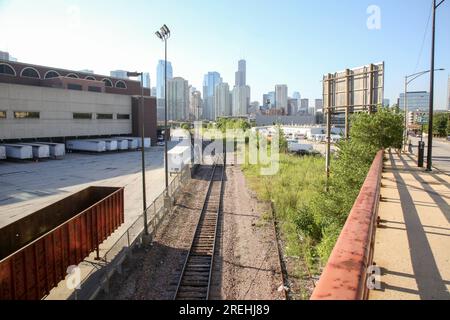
<box><xmin>427</xmin><ymin>0</ymin><xmax>446</xmax><ymax>171</ymax></box>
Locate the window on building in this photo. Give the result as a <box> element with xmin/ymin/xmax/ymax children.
<box><xmin>97</xmin><ymin>113</ymin><xmax>113</xmax><ymax>120</ymax></box>
<box><xmin>102</xmin><ymin>79</ymin><xmax>113</xmax><ymax>87</ymax></box>
<box><xmin>44</xmin><ymin>70</ymin><xmax>60</xmax><ymax>79</ymax></box>
<box><xmin>73</xmin><ymin>113</ymin><xmax>92</xmax><ymax>120</ymax></box>
<box><xmin>20</xmin><ymin>67</ymin><xmax>40</xmax><ymax>79</ymax></box>
<box><xmin>0</xmin><ymin>63</ymin><xmax>16</xmax><ymax>76</ymax></box>
<box><xmin>88</xmin><ymin>86</ymin><xmax>101</xmax><ymax>92</ymax></box>
<box><xmin>66</xmin><ymin>73</ymin><xmax>79</xmax><ymax>79</ymax></box>
<box><xmin>14</xmin><ymin>112</ymin><xmax>40</xmax><ymax>119</ymax></box>
<box><xmin>0</xmin><ymin>111</ymin><xmax>6</xmax><ymax>119</ymax></box>
<box><xmin>85</xmin><ymin>76</ymin><xmax>96</xmax><ymax>81</ymax></box>
<box><xmin>115</xmin><ymin>80</ymin><xmax>127</xmax><ymax>89</ymax></box>
<box><xmin>117</xmin><ymin>114</ymin><xmax>130</xmax><ymax>120</ymax></box>
<box><xmin>68</xmin><ymin>83</ymin><xmax>83</xmax><ymax>91</ymax></box>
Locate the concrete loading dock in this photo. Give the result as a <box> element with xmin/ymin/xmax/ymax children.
<box><xmin>18</xmin><ymin>143</ymin><xmax>50</xmax><ymax>159</ymax></box>
<box><xmin>0</xmin><ymin>144</ymin><xmax>33</xmax><ymax>160</ymax></box>
<box><xmin>66</xmin><ymin>140</ymin><xmax>107</xmax><ymax>153</ymax></box>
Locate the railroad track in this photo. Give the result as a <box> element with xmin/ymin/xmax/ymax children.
<box><xmin>174</xmin><ymin>158</ymin><xmax>225</xmax><ymax>300</ymax></box>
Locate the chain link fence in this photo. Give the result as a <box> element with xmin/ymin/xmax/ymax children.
<box><xmin>70</xmin><ymin>166</ymin><xmax>191</xmax><ymax>300</ymax></box>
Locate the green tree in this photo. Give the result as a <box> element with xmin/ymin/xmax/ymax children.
<box><xmin>434</xmin><ymin>113</ymin><xmax>448</xmax><ymax>137</ymax></box>
<box><xmin>349</xmin><ymin>108</ymin><xmax>404</xmax><ymax>150</ymax></box>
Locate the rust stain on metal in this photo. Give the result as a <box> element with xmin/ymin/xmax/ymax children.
<box><xmin>0</xmin><ymin>187</ymin><xmax>125</xmax><ymax>300</ymax></box>
<box><xmin>311</xmin><ymin>150</ymin><xmax>384</xmax><ymax>300</ymax></box>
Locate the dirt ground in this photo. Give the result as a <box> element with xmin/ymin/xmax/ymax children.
<box><xmin>97</xmin><ymin>164</ymin><xmax>285</xmax><ymax>300</ymax></box>
<box><xmin>97</xmin><ymin>166</ymin><xmax>212</xmax><ymax>300</ymax></box>
<box><xmin>210</xmin><ymin>165</ymin><xmax>285</xmax><ymax>300</ymax></box>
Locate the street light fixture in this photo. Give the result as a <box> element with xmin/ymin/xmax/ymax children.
<box><xmin>427</xmin><ymin>0</ymin><xmax>446</xmax><ymax>171</ymax></box>
<box><xmin>403</xmin><ymin>68</ymin><xmax>444</xmax><ymax>152</ymax></box>
<box><xmin>127</xmin><ymin>71</ymin><xmax>149</xmax><ymax>236</ymax></box>
<box><xmin>155</xmin><ymin>24</ymin><xmax>171</xmax><ymax>192</ymax></box>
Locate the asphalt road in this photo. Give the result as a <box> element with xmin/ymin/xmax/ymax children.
<box><xmin>410</xmin><ymin>136</ymin><xmax>450</xmax><ymax>174</ymax></box>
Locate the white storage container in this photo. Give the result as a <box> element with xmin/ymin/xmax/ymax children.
<box><xmin>91</xmin><ymin>139</ymin><xmax>118</xmax><ymax>151</ymax></box>
<box><xmin>288</xmin><ymin>143</ymin><xmax>314</xmax><ymax>153</ymax></box>
<box><xmin>168</xmin><ymin>145</ymin><xmax>191</xmax><ymax>174</ymax></box>
<box><xmin>35</xmin><ymin>143</ymin><xmax>66</xmax><ymax>158</ymax></box>
<box><xmin>18</xmin><ymin>143</ymin><xmax>50</xmax><ymax>159</ymax></box>
<box><xmin>112</xmin><ymin>137</ymin><xmax>138</xmax><ymax>150</ymax></box>
<box><xmin>66</xmin><ymin>140</ymin><xmax>106</xmax><ymax>153</ymax></box>
<box><xmin>0</xmin><ymin>146</ymin><xmax>6</xmax><ymax>160</ymax></box>
<box><xmin>112</xmin><ymin>139</ymin><xmax>129</xmax><ymax>151</ymax></box>
<box><xmin>1</xmin><ymin>144</ymin><xmax>33</xmax><ymax>160</ymax></box>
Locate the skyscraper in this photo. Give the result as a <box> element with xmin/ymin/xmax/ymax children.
<box><xmin>215</xmin><ymin>82</ymin><xmax>232</xmax><ymax>118</ymax></box>
<box><xmin>202</xmin><ymin>72</ymin><xmax>222</xmax><ymax>120</ymax></box>
<box><xmin>315</xmin><ymin>99</ymin><xmax>323</xmax><ymax>112</ymax></box>
<box><xmin>190</xmin><ymin>89</ymin><xmax>203</xmax><ymax>120</ymax></box>
<box><xmin>156</xmin><ymin>60</ymin><xmax>173</xmax><ymax>99</ymax></box>
<box><xmin>300</xmin><ymin>99</ymin><xmax>310</xmax><ymax>114</ymax></box>
<box><xmin>292</xmin><ymin>92</ymin><xmax>301</xmax><ymax>101</ymax></box>
<box><xmin>231</xmin><ymin>59</ymin><xmax>251</xmax><ymax>117</ymax></box>
<box><xmin>288</xmin><ymin>99</ymin><xmax>299</xmax><ymax>115</ymax></box>
<box><xmin>399</xmin><ymin>91</ymin><xmax>430</xmax><ymax>112</ymax></box>
<box><xmin>232</xmin><ymin>85</ymin><xmax>251</xmax><ymax>116</ymax></box>
<box><xmin>141</xmin><ymin>73</ymin><xmax>151</xmax><ymax>89</ymax></box>
<box><xmin>275</xmin><ymin>85</ymin><xmax>288</xmax><ymax>111</ymax></box>
<box><xmin>235</xmin><ymin>60</ymin><xmax>246</xmax><ymax>87</ymax></box>
<box><xmin>167</xmin><ymin>77</ymin><xmax>189</xmax><ymax>121</ymax></box>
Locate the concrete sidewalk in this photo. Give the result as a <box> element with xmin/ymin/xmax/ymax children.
<box><xmin>369</xmin><ymin>151</ymin><xmax>450</xmax><ymax>300</ymax></box>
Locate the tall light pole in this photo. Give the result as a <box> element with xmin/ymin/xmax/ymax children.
<box><xmin>156</xmin><ymin>24</ymin><xmax>170</xmax><ymax>192</ymax></box>
<box><xmin>403</xmin><ymin>69</ymin><xmax>444</xmax><ymax>152</ymax></box>
<box><xmin>127</xmin><ymin>71</ymin><xmax>149</xmax><ymax>235</ymax></box>
<box><xmin>427</xmin><ymin>0</ymin><xmax>446</xmax><ymax>171</ymax></box>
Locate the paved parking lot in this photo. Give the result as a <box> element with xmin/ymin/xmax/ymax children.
<box><xmin>0</xmin><ymin>148</ymin><xmax>169</xmax><ymax>229</ymax></box>
<box><xmin>0</xmin><ymin>147</ymin><xmax>178</xmax><ymax>299</ymax></box>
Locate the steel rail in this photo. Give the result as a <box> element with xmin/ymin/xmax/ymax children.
<box><xmin>174</xmin><ymin>156</ymin><xmax>225</xmax><ymax>300</ymax></box>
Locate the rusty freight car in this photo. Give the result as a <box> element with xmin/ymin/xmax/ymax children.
<box><xmin>0</xmin><ymin>186</ymin><xmax>124</xmax><ymax>300</ymax></box>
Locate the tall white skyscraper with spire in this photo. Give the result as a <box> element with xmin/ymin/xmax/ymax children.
<box><xmin>232</xmin><ymin>60</ymin><xmax>250</xmax><ymax>116</ymax></box>
<box><xmin>235</xmin><ymin>60</ymin><xmax>246</xmax><ymax>87</ymax></box>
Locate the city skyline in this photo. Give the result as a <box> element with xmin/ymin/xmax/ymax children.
<box><xmin>1</xmin><ymin>0</ymin><xmax>450</xmax><ymax>109</ymax></box>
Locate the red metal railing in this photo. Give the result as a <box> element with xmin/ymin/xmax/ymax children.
<box><xmin>311</xmin><ymin>150</ymin><xmax>384</xmax><ymax>300</ymax></box>
<box><xmin>0</xmin><ymin>187</ymin><xmax>124</xmax><ymax>300</ymax></box>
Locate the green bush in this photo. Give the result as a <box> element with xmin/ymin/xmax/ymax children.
<box><xmin>243</xmin><ymin>108</ymin><xmax>404</xmax><ymax>282</ymax></box>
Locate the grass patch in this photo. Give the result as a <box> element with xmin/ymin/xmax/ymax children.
<box><xmin>242</xmin><ymin>153</ymin><xmax>327</xmax><ymax>274</ymax></box>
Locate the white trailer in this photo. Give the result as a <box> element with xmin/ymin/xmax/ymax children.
<box><xmin>1</xmin><ymin>144</ymin><xmax>33</xmax><ymax>160</ymax></box>
<box><xmin>0</xmin><ymin>146</ymin><xmax>6</xmax><ymax>160</ymax></box>
<box><xmin>112</xmin><ymin>137</ymin><xmax>138</xmax><ymax>150</ymax></box>
<box><xmin>168</xmin><ymin>145</ymin><xmax>191</xmax><ymax>174</ymax></box>
<box><xmin>66</xmin><ymin>140</ymin><xmax>106</xmax><ymax>153</ymax></box>
<box><xmin>34</xmin><ymin>143</ymin><xmax>66</xmax><ymax>158</ymax></box>
<box><xmin>90</xmin><ymin>139</ymin><xmax>118</xmax><ymax>151</ymax></box>
<box><xmin>18</xmin><ymin>143</ymin><xmax>50</xmax><ymax>159</ymax></box>
<box><xmin>288</xmin><ymin>142</ymin><xmax>314</xmax><ymax>153</ymax></box>
<box><xmin>107</xmin><ymin>138</ymin><xmax>128</xmax><ymax>151</ymax></box>
<box><xmin>128</xmin><ymin>137</ymin><xmax>151</xmax><ymax>148</ymax></box>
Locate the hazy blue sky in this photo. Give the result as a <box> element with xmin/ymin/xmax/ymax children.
<box><xmin>1</xmin><ymin>0</ymin><xmax>449</xmax><ymax>108</ymax></box>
